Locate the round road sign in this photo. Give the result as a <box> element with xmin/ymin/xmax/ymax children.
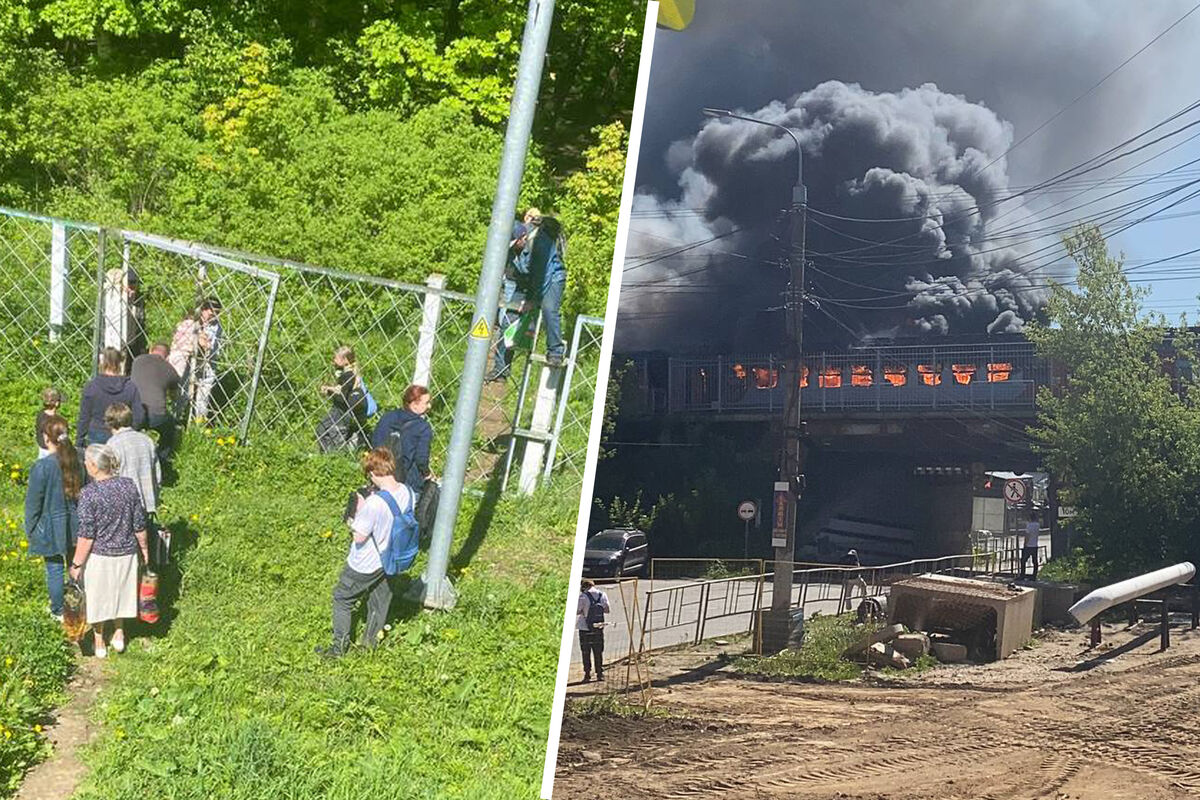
<box><xmin>1003</xmin><ymin>478</ymin><xmax>1028</xmax><ymax>504</ymax></box>
<box><xmin>737</xmin><ymin>500</ymin><xmax>757</xmax><ymax>521</ymax></box>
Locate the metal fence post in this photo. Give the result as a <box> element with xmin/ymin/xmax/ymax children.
<box><xmin>410</xmin><ymin>0</ymin><xmax>556</xmax><ymax>611</ymax></box>
<box><xmin>91</xmin><ymin>229</ymin><xmax>108</xmax><ymax>378</ymax></box>
<box><xmin>240</xmin><ymin>275</ymin><xmax>279</xmax><ymax>441</ymax></box>
<box><xmin>541</xmin><ymin>315</ymin><xmax>594</xmax><ymax>482</ymax></box>
<box><xmin>50</xmin><ymin>223</ymin><xmax>68</xmax><ymax>342</ymax></box>
<box><xmin>414</xmin><ymin>273</ymin><xmax>447</xmax><ymax>387</ymax></box>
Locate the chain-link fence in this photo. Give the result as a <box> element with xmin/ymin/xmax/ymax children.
<box><xmin>0</xmin><ymin>206</ymin><xmax>606</xmax><ymax>489</ymax></box>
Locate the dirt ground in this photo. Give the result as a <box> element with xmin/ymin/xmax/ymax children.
<box><xmin>555</xmin><ymin>619</ymin><xmax>1200</xmax><ymax>799</ymax></box>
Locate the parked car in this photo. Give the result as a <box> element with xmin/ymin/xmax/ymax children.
<box><xmin>582</xmin><ymin>529</ymin><xmax>649</xmax><ymax>578</ymax></box>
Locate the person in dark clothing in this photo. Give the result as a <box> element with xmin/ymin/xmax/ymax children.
<box><xmin>486</xmin><ymin>220</ymin><xmax>530</xmax><ymax>382</ymax></box>
<box><xmin>36</xmin><ymin>387</ymin><xmax>64</xmax><ymax>459</ymax></box>
<box><xmin>131</xmin><ymin>344</ymin><xmax>182</xmax><ymax>465</ymax></box>
<box><xmin>370</xmin><ymin>384</ymin><xmax>434</xmax><ymax>495</ymax></box>
<box><xmin>76</xmin><ymin>348</ymin><xmax>145</xmax><ymax>448</ymax></box>
<box><xmin>512</xmin><ymin>210</ymin><xmax>568</xmax><ymax>367</ymax></box>
<box><xmin>576</xmin><ymin>579</ymin><xmax>610</xmax><ymax>682</ymax></box>
<box><xmin>316</xmin><ymin>346</ymin><xmax>369</xmax><ymax>452</ymax></box>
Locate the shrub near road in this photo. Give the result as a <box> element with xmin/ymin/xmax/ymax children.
<box><xmin>71</xmin><ymin>429</ymin><xmax>575</xmax><ymax>799</ymax></box>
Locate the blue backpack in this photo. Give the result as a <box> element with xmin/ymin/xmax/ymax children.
<box><xmin>372</xmin><ymin>489</ymin><xmax>420</xmax><ymax>576</ymax></box>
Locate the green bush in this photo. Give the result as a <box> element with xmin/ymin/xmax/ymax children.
<box><xmin>0</xmin><ymin>376</ymin><xmax>76</xmax><ymax>797</ymax></box>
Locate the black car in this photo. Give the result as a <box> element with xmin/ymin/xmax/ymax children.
<box><xmin>582</xmin><ymin>529</ymin><xmax>649</xmax><ymax>578</ymax></box>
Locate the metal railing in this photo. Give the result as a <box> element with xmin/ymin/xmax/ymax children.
<box><xmin>639</xmin><ymin>553</ymin><xmax>1010</xmax><ymax>655</ymax></box>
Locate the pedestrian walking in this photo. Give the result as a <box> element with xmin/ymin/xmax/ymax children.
<box><xmin>1021</xmin><ymin>513</ymin><xmax>1041</xmax><ymax>580</ymax></box>
<box><xmin>317</xmin><ymin>448</ymin><xmax>416</xmax><ymax>658</ymax></box>
<box><xmin>76</xmin><ymin>347</ymin><xmax>145</xmax><ymax>447</ymax></box>
<box><xmin>371</xmin><ymin>384</ymin><xmax>434</xmax><ymax>496</ymax></box>
<box><xmin>577</xmin><ymin>579</ymin><xmax>610</xmax><ymax>682</ymax></box>
<box><xmin>838</xmin><ymin>549</ymin><xmax>869</xmax><ymax>614</ymax></box>
<box><xmin>68</xmin><ymin>444</ymin><xmax>150</xmax><ymax>658</ymax></box>
<box><xmin>24</xmin><ymin>417</ymin><xmax>82</xmax><ymax>621</ymax></box>
<box><xmin>131</xmin><ymin>343</ymin><xmax>183</xmax><ymax>465</ymax></box>
<box><xmin>106</xmin><ymin>403</ymin><xmax>164</xmax><ymax>564</ymax></box>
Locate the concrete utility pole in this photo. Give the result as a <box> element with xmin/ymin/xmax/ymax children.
<box><xmin>703</xmin><ymin>108</ymin><xmax>806</xmax><ymax>653</ymax></box>
<box><xmin>410</xmin><ymin>0</ymin><xmax>556</xmax><ymax>611</ymax></box>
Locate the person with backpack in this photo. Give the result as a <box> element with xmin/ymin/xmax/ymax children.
<box><xmin>317</xmin><ymin>447</ymin><xmax>418</xmax><ymax>659</ymax></box>
<box><xmin>576</xmin><ymin>579</ymin><xmax>610</xmax><ymax>682</ymax></box>
<box><xmin>370</xmin><ymin>384</ymin><xmax>434</xmax><ymax>496</ymax></box>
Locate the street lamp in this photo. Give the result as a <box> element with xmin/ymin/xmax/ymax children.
<box><xmin>702</xmin><ymin>106</ymin><xmax>807</xmax><ymax>653</ymax></box>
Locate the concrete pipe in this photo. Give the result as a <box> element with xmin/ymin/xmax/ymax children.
<box><xmin>1068</xmin><ymin>562</ymin><xmax>1195</xmax><ymax>625</ymax></box>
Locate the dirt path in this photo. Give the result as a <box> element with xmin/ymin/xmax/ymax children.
<box><xmin>15</xmin><ymin>658</ymin><xmax>104</xmax><ymax>800</ymax></box>
<box><xmin>555</xmin><ymin>623</ymin><xmax>1200</xmax><ymax>799</ymax></box>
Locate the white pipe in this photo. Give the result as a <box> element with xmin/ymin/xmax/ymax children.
<box><xmin>1068</xmin><ymin>562</ymin><xmax>1195</xmax><ymax>625</ymax></box>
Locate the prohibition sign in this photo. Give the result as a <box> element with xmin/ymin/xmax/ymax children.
<box><xmin>1003</xmin><ymin>478</ymin><xmax>1028</xmax><ymax>504</ymax></box>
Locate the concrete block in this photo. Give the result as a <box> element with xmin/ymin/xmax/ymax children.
<box><xmin>892</xmin><ymin>632</ymin><xmax>930</xmax><ymax>660</ymax></box>
<box><xmin>843</xmin><ymin>623</ymin><xmax>905</xmax><ymax>657</ymax></box>
<box><xmin>868</xmin><ymin>642</ymin><xmax>911</xmax><ymax>670</ymax></box>
<box><xmin>931</xmin><ymin>641</ymin><xmax>968</xmax><ymax>663</ymax></box>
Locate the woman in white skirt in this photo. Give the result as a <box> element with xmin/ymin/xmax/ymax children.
<box><xmin>68</xmin><ymin>444</ymin><xmax>150</xmax><ymax>658</ymax></box>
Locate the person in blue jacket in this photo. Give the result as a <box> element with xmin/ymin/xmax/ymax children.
<box><xmin>513</xmin><ymin>209</ymin><xmax>568</xmax><ymax>367</ymax></box>
<box><xmin>370</xmin><ymin>384</ymin><xmax>434</xmax><ymax>496</ymax></box>
<box><xmin>76</xmin><ymin>347</ymin><xmax>145</xmax><ymax>447</ymax></box>
<box><xmin>25</xmin><ymin>417</ymin><xmax>84</xmax><ymax>620</ymax></box>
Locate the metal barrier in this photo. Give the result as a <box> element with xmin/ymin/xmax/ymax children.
<box><xmin>640</xmin><ymin>553</ymin><xmax>1003</xmax><ymax>655</ymax></box>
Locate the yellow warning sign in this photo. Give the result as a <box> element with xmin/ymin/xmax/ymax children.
<box><xmin>470</xmin><ymin>317</ymin><xmax>490</xmax><ymax>339</ymax></box>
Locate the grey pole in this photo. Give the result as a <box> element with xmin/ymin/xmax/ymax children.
<box><xmin>411</xmin><ymin>0</ymin><xmax>556</xmax><ymax>610</ymax></box>
<box><xmin>702</xmin><ymin>108</ymin><xmax>805</xmax><ymax>652</ymax></box>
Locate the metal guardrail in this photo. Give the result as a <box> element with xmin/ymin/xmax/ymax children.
<box><xmin>638</xmin><ymin>552</ymin><xmax>1047</xmax><ymax>655</ymax></box>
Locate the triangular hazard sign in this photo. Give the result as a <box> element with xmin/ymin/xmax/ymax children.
<box><xmin>470</xmin><ymin>317</ymin><xmax>490</xmax><ymax>339</ymax></box>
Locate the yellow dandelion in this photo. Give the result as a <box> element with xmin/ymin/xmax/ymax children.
<box><xmin>228</xmin><ymin>436</ymin><xmax>236</xmax><ymax>445</ymax></box>
<box><xmin>34</xmin><ymin>724</ymin><xmax>42</xmax><ymax>733</ymax></box>
<box><xmin>4</xmin><ymin>730</ymin><xmax>10</xmax><ymax>739</ymax></box>
<box><xmin>216</xmin><ymin>437</ymin><xmax>225</xmax><ymax>446</ymax></box>
<box><xmin>18</xmin><ymin>540</ymin><xmax>27</xmax><ymax>549</ymax></box>
<box><xmin>321</xmin><ymin>530</ymin><xmax>332</xmax><ymax>539</ymax></box>
<box><xmin>3</xmin><ymin>657</ymin><xmax>11</xmax><ymax>667</ymax></box>
<box><xmin>190</xmin><ymin>514</ymin><xmax>199</xmax><ymax>522</ymax></box>
<box><xmin>115</xmin><ymin>728</ymin><xmax>125</xmax><ymax>739</ymax></box>
<box><xmin>33</xmin><ymin>337</ymin><xmax>40</xmax><ymax>346</ymax></box>
<box><xmin>204</xmin><ymin>428</ymin><xmax>212</xmax><ymax>436</ymax></box>
<box><xmin>9</xmin><ymin>472</ymin><xmax>18</xmax><ymax>480</ymax></box>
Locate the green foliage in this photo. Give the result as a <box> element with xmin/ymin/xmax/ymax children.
<box><xmin>1028</xmin><ymin>225</ymin><xmax>1200</xmax><ymax>576</ymax></box>
<box><xmin>602</xmin><ymin>489</ymin><xmax>655</xmax><ymax>531</ymax></box>
<box><xmin>65</xmin><ymin>427</ymin><xmax>578</xmax><ymax>799</ymax></box>
<box><xmin>732</xmin><ymin>614</ymin><xmax>866</xmax><ymax>682</ymax></box>
<box><xmin>0</xmin><ymin>375</ymin><xmax>75</xmax><ymax>798</ymax></box>
<box><xmin>556</xmin><ymin>121</ymin><xmax>628</xmax><ymax>321</ymax></box>
<box><xmin>1036</xmin><ymin>547</ymin><xmax>1097</xmax><ymax>584</ymax></box>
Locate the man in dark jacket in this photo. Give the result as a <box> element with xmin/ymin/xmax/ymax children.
<box><xmin>370</xmin><ymin>385</ymin><xmax>433</xmax><ymax>495</ymax></box>
<box><xmin>76</xmin><ymin>347</ymin><xmax>145</xmax><ymax>447</ymax></box>
<box><xmin>131</xmin><ymin>343</ymin><xmax>182</xmax><ymax>464</ymax></box>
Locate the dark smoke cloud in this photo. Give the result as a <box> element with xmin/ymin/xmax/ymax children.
<box><xmin>617</xmin><ymin>0</ymin><xmax>1200</xmax><ymax>352</ymax></box>
<box><xmin>626</xmin><ymin>81</ymin><xmax>1050</xmax><ymax>343</ymax></box>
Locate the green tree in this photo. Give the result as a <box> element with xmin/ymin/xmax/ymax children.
<box><xmin>1028</xmin><ymin>225</ymin><xmax>1200</xmax><ymax>575</ymax></box>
